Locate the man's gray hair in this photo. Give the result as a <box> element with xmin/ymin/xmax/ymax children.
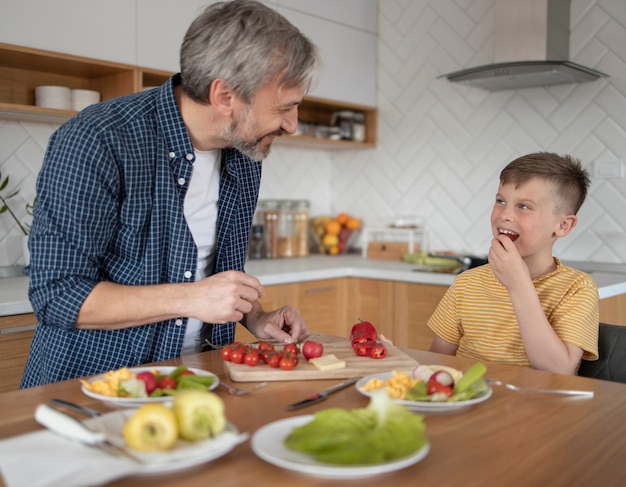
<box><xmin>180</xmin><ymin>0</ymin><xmax>319</xmax><ymax>104</ymax></box>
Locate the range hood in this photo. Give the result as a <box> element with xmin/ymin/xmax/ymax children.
<box><xmin>440</xmin><ymin>0</ymin><xmax>608</xmax><ymax>90</ymax></box>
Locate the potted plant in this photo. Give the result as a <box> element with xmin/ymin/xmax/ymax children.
<box><xmin>0</xmin><ymin>170</ymin><xmax>36</xmax><ymax>264</ymax></box>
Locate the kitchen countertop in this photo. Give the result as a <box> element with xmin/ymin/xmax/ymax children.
<box><xmin>1</xmin><ymin>255</ymin><xmax>625</xmax><ymax>317</ymax></box>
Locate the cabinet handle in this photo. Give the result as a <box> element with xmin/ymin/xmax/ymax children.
<box><xmin>304</xmin><ymin>286</ymin><xmax>336</xmax><ymax>294</ymax></box>
<box><xmin>0</xmin><ymin>324</ymin><xmax>36</xmax><ymax>334</ymax></box>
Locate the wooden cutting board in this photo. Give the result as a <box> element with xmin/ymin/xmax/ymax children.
<box><xmin>224</xmin><ymin>333</ymin><xmax>419</xmax><ymax>382</ymax></box>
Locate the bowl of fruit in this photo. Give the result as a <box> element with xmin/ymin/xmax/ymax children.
<box><xmin>311</xmin><ymin>213</ymin><xmax>361</xmax><ymax>255</ymax></box>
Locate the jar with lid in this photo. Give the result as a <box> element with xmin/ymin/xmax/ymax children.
<box><xmin>293</xmin><ymin>200</ymin><xmax>310</xmax><ymax>257</ymax></box>
<box><xmin>277</xmin><ymin>200</ymin><xmax>296</xmax><ymax>258</ymax></box>
<box><xmin>247</xmin><ymin>224</ymin><xmax>264</xmax><ymax>260</ymax></box>
<box><xmin>258</xmin><ymin>200</ymin><xmax>280</xmax><ymax>259</ymax></box>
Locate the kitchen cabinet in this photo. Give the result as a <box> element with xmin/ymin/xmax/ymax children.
<box><xmin>344</xmin><ymin>278</ymin><xmax>394</xmax><ymax>338</ymax></box>
<box><xmin>273</xmin><ymin>0</ymin><xmax>377</xmax><ymax>33</ymax></box>
<box><xmin>235</xmin><ymin>278</ymin><xmax>348</xmax><ymax>342</ymax></box>
<box><xmin>0</xmin><ymin>42</ymin><xmax>171</xmax><ymax>124</ymax></box>
<box><xmin>0</xmin><ymin>0</ymin><xmax>135</xmax><ymax>65</ymax></box>
<box><xmin>236</xmin><ymin>278</ymin><xmax>445</xmax><ymax>348</ymax></box>
<box><xmin>277</xmin><ymin>6</ymin><xmax>377</xmax><ymax>106</ymax></box>
<box><xmin>294</xmin><ymin>279</ymin><xmax>348</xmax><ymax>336</ymax></box>
<box><xmin>0</xmin><ymin>312</ymin><xmax>36</xmax><ymax>393</ymax></box>
<box><xmin>0</xmin><ymin>42</ymin><xmax>377</xmax><ymax>149</ymax></box>
<box><xmin>392</xmin><ymin>282</ymin><xmax>448</xmax><ymax>351</ymax></box>
<box><xmin>600</xmin><ymin>293</ymin><xmax>626</xmax><ymax>326</ymax></box>
<box><xmin>136</xmin><ymin>0</ymin><xmax>209</xmax><ymax>73</ymax></box>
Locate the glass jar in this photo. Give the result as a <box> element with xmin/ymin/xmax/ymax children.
<box><xmin>259</xmin><ymin>200</ymin><xmax>280</xmax><ymax>259</ymax></box>
<box><xmin>247</xmin><ymin>224</ymin><xmax>264</xmax><ymax>260</ymax></box>
<box><xmin>294</xmin><ymin>200</ymin><xmax>310</xmax><ymax>257</ymax></box>
<box><xmin>277</xmin><ymin>200</ymin><xmax>296</xmax><ymax>258</ymax></box>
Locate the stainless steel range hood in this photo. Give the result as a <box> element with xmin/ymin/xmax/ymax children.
<box><xmin>440</xmin><ymin>0</ymin><xmax>608</xmax><ymax>90</ymax></box>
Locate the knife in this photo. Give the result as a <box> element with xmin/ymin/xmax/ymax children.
<box><xmin>50</xmin><ymin>398</ymin><xmax>103</xmax><ymax>417</ymax></box>
<box><xmin>286</xmin><ymin>377</ymin><xmax>360</xmax><ymax>410</ymax></box>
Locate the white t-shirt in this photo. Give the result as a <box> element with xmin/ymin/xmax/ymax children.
<box><xmin>181</xmin><ymin>149</ymin><xmax>221</xmax><ymax>354</ymax></box>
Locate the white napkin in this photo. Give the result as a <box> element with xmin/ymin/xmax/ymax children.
<box><xmin>0</xmin><ymin>429</ymin><xmax>139</xmax><ymax>487</ymax></box>
<box><xmin>0</xmin><ymin>410</ymin><xmax>248</xmax><ymax>487</ymax></box>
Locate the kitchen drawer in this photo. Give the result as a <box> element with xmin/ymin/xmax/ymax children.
<box><xmin>0</xmin><ymin>313</ymin><xmax>36</xmax><ymax>392</ymax></box>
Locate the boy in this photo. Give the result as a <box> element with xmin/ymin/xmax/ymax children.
<box><xmin>428</xmin><ymin>152</ymin><xmax>599</xmax><ymax>375</ymax></box>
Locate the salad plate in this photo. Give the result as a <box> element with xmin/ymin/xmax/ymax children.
<box><xmin>85</xmin><ymin>410</ymin><xmax>247</xmax><ymax>475</ymax></box>
<box><xmin>81</xmin><ymin>366</ymin><xmax>219</xmax><ymax>408</ymax></box>
<box><xmin>355</xmin><ymin>370</ymin><xmax>492</xmax><ymax>413</ymax></box>
<box><xmin>251</xmin><ymin>416</ymin><xmax>430</xmax><ymax>479</ymax></box>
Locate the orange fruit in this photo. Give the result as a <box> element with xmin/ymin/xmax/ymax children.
<box><xmin>322</xmin><ymin>234</ymin><xmax>339</xmax><ymax>247</ymax></box>
<box><xmin>346</xmin><ymin>217</ymin><xmax>361</xmax><ymax>230</ymax></box>
<box><xmin>325</xmin><ymin>220</ymin><xmax>341</xmax><ymax>236</ymax></box>
<box><xmin>336</xmin><ymin>213</ymin><xmax>349</xmax><ymax>225</ymax></box>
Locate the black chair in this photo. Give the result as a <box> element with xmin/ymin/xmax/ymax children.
<box><xmin>578</xmin><ymin>323</ymin><xmax>626</xmax><ymax>384</ymax></box>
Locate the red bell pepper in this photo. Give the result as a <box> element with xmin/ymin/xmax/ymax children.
<box><xmin>365</xmin><ymin>342</ymin><xmax>387</xmax><ymax>359</ymax></box>
<box><xmin>353</xmin><ymin>340</ymin><xmax>375</xmax><ymax>356</ymax></box>
<box><xmin>350</xmin><ymin>321</ymin><xmax>377</xmax><ymax>347</ymax></box>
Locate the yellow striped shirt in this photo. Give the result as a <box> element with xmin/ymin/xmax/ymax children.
<box><xmin>427</xmin><ymin>258</ymin><xmax>599</xmax><ymax>366</ymax></box>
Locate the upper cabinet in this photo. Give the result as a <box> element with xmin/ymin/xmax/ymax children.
<box><xmin>136</xmin><ymin>0</ymin><xmax>210</xmax><ymax>73</ymax></box>
<box><xmin>276</xmin><ymin>3</ymin><xmax>377</xmax><ymax>106</ymax></box>
<box><xmin>0</xmin><ymin>0</ymin><xmax>136</xmax><ymax>65</ymax></box>
<box><xmin>273</xmin><ymin>0</ymin><xmax>377</xmax><ymax>33</ymax></box>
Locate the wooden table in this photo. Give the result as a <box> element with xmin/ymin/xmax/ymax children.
<box><xmin>1</xmin><ymin>336</ymin><xmax>625</xmax><ymax>487</ymax></box>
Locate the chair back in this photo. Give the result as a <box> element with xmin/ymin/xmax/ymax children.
<box><xmin>578</xmin><ymin>323</ymin><xmax>626</xmax><ymax>384</ymax></box>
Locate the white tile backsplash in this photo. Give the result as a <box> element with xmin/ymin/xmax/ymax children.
<box><xmin>1</xmin><ymin>0</ymin><xmax>625</xmax><ymax>266</ymax></box>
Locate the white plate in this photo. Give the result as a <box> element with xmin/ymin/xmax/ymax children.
<box><xmin>85</xmin><ymin>410</ymin><xmax>248</xmax><ymax>475</ymax></box>
<box><xmin>251</xmin><ymin>416</ymin><xmax>430</xmax><ymax>479</ymax></box>
<box><xmin>81</xmin><ymin>366</ymin><xmax>219</xmax><ymax>408</ymax></box>
<box><xmin>356</xmin><ymin>371</ymin><xmax>492</xmax><ymax>413</ymax></box>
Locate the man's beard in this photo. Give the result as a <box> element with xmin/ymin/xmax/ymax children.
<box><xmin>221</xmin><ymin>105</ymin><xmax>285</xmax><ymax>161</ymax></box>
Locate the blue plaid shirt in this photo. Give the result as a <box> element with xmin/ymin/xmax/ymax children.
<box><xmin>21</xmin><ymin>75</ymin><xmax>262</xmax><ymax>388</ymax></box>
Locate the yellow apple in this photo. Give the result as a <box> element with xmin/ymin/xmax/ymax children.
<box><xmin>122</xmin><ymin>403</ymin><xmax>178</xmax><ymax>451</ymax></box>
<box><xmin>173</xmin><ymin>390</ymin><xmax>226</xmax><ymax>441</ymax></box>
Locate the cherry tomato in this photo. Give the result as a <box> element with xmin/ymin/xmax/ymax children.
<box><xmin>220</xmin><ymin>345</ymin><xmax>233</xmax><ymax>362</ymax></box>
<box><xmin>279</xmin><ymin>353</ymin><xmax>298</xmax><ymax>370</ymax></box>
<box><xmin>156</xmin><ymin>376</ymin><xmax>177</xmax><ymax>390</ymax></box>
<box><xmin>266</xmin><ymin>351</ymin><xmax>282</xmax><ymax>368</ymax></box>
<box><xmin>179</xmin><ymin>369</ymin><xmax>195</xmax><ymax>376</ymax></box>
<box><xmin>230</xmin><ymin>347</ymin><xmax>245</xmax><ymax>364</ymax></box>
<box><xmin>244</xmin><ymin>349</ymin><xmax>260</xmax><ymax>367</ymax></box>
<box><xmin>136</xmin><ymin>371</ymin><xmax>158</xmax><ymax>394</ymax></box>
<box><xmin>257</xmin><ymin>341</ymin><xmax>275</xmax><ymax>353</ymax></box>
<box><xmin>283</xmin><ymin>343</ymin><xmax>299</xmax><ymax>356</ymax></box>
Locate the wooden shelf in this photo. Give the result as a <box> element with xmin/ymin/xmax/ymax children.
<box><xmin>0</xmin><ymin>42</ymin><xmax>377</xmax><ymax>149</ymax></box>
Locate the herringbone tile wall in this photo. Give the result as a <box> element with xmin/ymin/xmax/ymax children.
<box><xmin>1</xmin><ymin>0</ymin><xmax>625</xmax><ymax>265</ymax></box>
<box><xmin>331</xmin><ymin>0</ymin><xmax>626</xmax><ymax>263</ymax></box>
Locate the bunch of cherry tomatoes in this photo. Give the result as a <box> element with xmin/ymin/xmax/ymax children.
<box><xmin>220</xmin><ymin>341</ymin><xmax>299</xmax><ymax>370</ymax></box>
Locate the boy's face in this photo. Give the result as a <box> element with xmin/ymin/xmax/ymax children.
<box><xmin>490</xmin><ymin>178</ymin><xmax>568</xmax><ymax>259</ymax></box>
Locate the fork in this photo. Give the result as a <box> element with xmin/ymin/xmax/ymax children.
<box><xmin>219</xmin><ymin>381</ymin><xmax>267</xmax><ymax>396</ymax></box>
<box><xmin>486</xmin><ymin>379</ymin><xmax>594</xmax><ymax>398</ymax></box>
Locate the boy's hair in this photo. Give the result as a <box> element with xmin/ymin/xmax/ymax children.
<box><xmin>500</xmin><ymin>152</ymin><xmax>591</xmax><ymax>215</ymax></box>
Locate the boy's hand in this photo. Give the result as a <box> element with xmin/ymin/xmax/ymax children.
<box><xmin>488</xmin><ymin>235</ymin><xmax>530</xmax><ymax>290</ymax></box>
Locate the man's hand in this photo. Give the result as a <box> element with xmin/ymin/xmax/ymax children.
<box><xmin>245</xmin><ymin>304</ymin><xmax>310</xmax><ymax>344</ymax></box>
<box><xmin>189</xmin><ymin>270</ymin><xmax>265</xmax><ymax>324</ymax></box>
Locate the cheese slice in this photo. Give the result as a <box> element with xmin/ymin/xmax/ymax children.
<box><xmin>309</xmin><ymin>354</ymin><xmax>346</xmax><ymax>371</ymax></box>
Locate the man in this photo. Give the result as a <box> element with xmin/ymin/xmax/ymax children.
<box><xmin>21</xmin><ymin>0</ymin><xmax>318</xmax><ymax>387</ymax></box>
